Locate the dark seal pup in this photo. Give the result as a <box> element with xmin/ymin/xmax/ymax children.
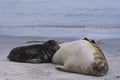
<box><xmin>8</xmin><ymin>40</ymin><xmax>60</xmax><ymax>63</ymax></box>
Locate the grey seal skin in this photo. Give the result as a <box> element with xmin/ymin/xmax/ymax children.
<box><xmin>8</xmin><ymin>40</ymin><xmax>60</xmax><ymax>63</ymax></box>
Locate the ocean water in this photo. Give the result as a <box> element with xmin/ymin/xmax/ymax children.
<box><xmin>0</xmin><ymin>0</ymin><xmax>120</xmax><ymax>27</ymax></box>
<box><xmin>0</xmin><ymin>0</ymin><xmax>120</xmax><ymax>39</ymax></box>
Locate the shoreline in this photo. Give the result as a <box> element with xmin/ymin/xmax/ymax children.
<box><xmin>1</xmin><ymin>27</ymin><xmax>120</xmax><ymax>40</ymax></box>
<box><xmin>1</xmin><ymin>24</ymin><xmax>120</xmax><ymax>28</ymax></box>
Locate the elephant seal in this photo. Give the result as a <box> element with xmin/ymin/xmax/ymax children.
<box><xmin>8</xmin><ymin>40</ymin><xmax>60</xmax><ymax>63</ymax></box>
<box><xmin>52</xmin><ymin>38</ymin><xmax>109</xmax><ymax>76</ymax></box>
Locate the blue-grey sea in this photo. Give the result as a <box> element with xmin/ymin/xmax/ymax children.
<box><xmin>0</xmin><ymin>0</ymin><xmax>120</xmax><ymax>39</ymax></box>
<box><xmin>0</xmin><ymin>0</ymin><xmax>120</xmax><ymax>27</ymax></box>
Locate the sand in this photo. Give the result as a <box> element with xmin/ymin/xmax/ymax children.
<box><xmin>0</xmin><ymin>35</ymin><xmax>120</xmax><ymax>80</ymax></box>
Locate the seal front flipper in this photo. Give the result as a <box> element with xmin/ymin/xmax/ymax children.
<box><xmin>55</xmin><ymin>66</ymin><xmax>70</xmax><ymax>72</ymax></box>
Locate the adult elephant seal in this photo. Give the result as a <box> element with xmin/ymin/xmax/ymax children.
<box><xmin>8</xmin><ymin>40</ymin><xmax>60</xmax><ymax>63</ymax></box>
<box><xmin>52</xmin><ymin>38</ymin><xmax>109</xmax><ymax>76</ymax></box>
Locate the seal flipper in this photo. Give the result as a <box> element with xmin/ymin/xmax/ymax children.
<box><xmin>55</xmin><ymin>66</ymin><xmax>69</xmax><ymax>72</ymax></box>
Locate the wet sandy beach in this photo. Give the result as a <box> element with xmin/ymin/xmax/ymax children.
<box><xmin>0</xmin><ymin>35</ymin><xmax>120</xmax><ymax>80</ymax></box>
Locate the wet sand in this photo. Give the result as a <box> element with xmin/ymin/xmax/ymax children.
<box><xmin>0</xmin><ymin>35</ymin><xmax>120</xmax><ymax>80</ymax></box>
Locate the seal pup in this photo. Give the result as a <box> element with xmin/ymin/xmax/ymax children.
<box><xmin>8</xmin><ymin>40</ymin><xmax>60</xmax><ymax>63</ymax></box>
<box><xmin>52</xmin><ymin>38</ymin><xmax>109</xmax><ymax>76</ymax></box>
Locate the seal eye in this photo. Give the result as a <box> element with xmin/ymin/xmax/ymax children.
<box><xmin>83</xmin><ymin>37</ymin><xmax>96</xmax><ymax>44</ymax></box>
<box><xmin>91</xmin><ymin>40</ymin><xmax>96</xmax><ymax>44</ymax></box>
